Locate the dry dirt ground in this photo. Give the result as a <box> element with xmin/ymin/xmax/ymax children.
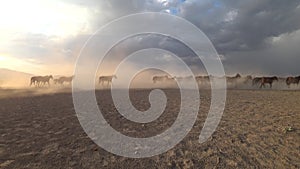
<box><xmin>0</xmin><ymin>89</ymin><xmax>299</xmax><ymax>168</ymax></box>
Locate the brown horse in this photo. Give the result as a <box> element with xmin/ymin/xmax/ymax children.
<box><xmin>30</xmin><ymin>75</ymin><xmax>53</xmax><ymax>87</ymax></box>
<box><xmin>152</xmin><ymin>75</ymin><xmax>175</xmax><ymax>83</ymax></box>
<box><xmin>260</xmin><ymin>76</ymin><xmax>278</xmax><ymax>88</ymax></box>
<box><xmin>57</xmin><ymin>76</ymin><xmax>74</xmax><ymax>85</ymax></box>
<box><xmin>226</xmin><ymin>73</ymin><xmax>242</xmax><ymax>83</ymax></box>
<box><xmin>226</xmin><ymin>73</ymin><xmax>242</xmax><ymax>88</ymax></box>
<box><xmin>175</xmin><ymin>76</ymin><xmax>193</xmax><ymax>81</ymax></box>
<box><xmin>243</xmin><ymin>75</ymin><xmax>253</xmax><ymax>84</ymax></box>
<box><xmin>99</xmin><ymin>75</ymin><xmax>117</xmax><ymax>86</ymax></box>
<box><xmin>195</xmin><ymin>75</ymin><xmax>210</xmax><ymax>84</ymax></box>
<box><xmin>286</xmin><ymin>76</ymin><xmax>300</xmax><ymax>88</ymax></box>
<box><xmin>53</xmin><ymin>79</ymin><xmax>61</xmax><ymax>85</ymax></box>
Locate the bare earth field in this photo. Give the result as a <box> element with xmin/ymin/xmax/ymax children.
<box><xmin>0</xmin><ymin>89</ymin><xmax>299</xmax><ymax>168</ymax></box>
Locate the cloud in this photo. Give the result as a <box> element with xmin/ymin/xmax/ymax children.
<box><xmin>180</xmin><ymin>0</ymin><xmax>300</xmax><ymax>54</ymax></box>
<box><xmin>223</xmin><ymin>29</ymin><xmax>300</xmax><ymax>76</ymax></box>
<box><xmin>1</xmin><ymin>0</ymin><xmax>300</xmax><ymax>76</ymax></box>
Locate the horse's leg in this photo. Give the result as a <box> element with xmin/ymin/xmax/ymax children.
<box><xmin>270</xmin><ymin>82</ymin><xmax>272</xmax><ymax>89</ymax></box>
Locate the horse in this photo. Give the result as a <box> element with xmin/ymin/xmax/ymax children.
<box><xmin>226</xmin><ymin>73</ymin><xmax>242</xmax><ymax>88</ymax></box>
<box><xmin>39</xmin><ymin>75</ymin><xmax>53</xmax><ymax>86</ymax></box>
<box><xmin>252</xmin><ymin>77</ymin><xmax>262</xmax><ymax>86</ymax></box>
<box><xmin>57</xmin><ymin>76</ymin><xmax>74</xmax><ymax>85</ymax></box>
<box><xmin>242</xmin><ymin>75</ymin><xmax>253</xmax><ymax>84</ymax></box>
<box><xmin>152</xmin><ymin>75</ymin><xmax>175</xmax><ymax>83</ymax></box>
<box><xmin>226</xmin><ymin>73</ymin><xmax>242</xmax><ymax>83</ymax></box>
<box><xmin>30</xmin><ymin>75</ymin><xmax>53</xmax><ymax>87</ymax></box>
<box><xmin>286</xmin><ymin>76</ymin><xmax>300</xmax><ymax>88</ymax></box>
<box><xmin>30</xmin><ymin>76</ymin><xmax>42</xmax><ymax>86</ymax></box>
<box><xmin>175</xmin><ymin>76</ymin><xmax>193</xmax><ymax>81</ymax></box>
<box><xmin>260</xmin><ymin>76</ymin><xmax>278</xmax><ymax>88</ymax></box>
<box><xmin>53</xmin><ymin>79</ymin><xmax>62</xmax><ymax>85</ymax></box>
<box><xmin>195</xmin><ymin>75</ymin><xmax>210</xmax><ymax>85</ymax></box>
<box><xmin>99</xmin><ymin>75</ymin><xmax>117</xmax><ymax>86</ymax></box>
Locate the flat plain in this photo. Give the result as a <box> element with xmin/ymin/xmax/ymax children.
<box><xmin>0</xmin><ymin>89</ymin><xmax>299</xmax><ymax>168</ymax></box>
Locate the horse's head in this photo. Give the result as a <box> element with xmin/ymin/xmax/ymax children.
<box><xmin>273</xmin><ymin>76</ymin><xmax>278</xmax><ymax>81</ymax></box>
<box><xmin>49</xmin><ymin>75</ymin><xmax>53</xmax><ymax>79</ymax></box>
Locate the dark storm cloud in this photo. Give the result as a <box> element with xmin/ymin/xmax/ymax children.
<box><xmin>180</xmin><ymin>0</ymin><xmax>300</xmax><ymax>54</ymax></box>
<box><xmin>17</xmin><ymin>0</ymin><xmax>299</xmax><ymax>75</ymax></box>
<box><xmin>64</xmin><ymin>0</ymin><xmax>300</xmax><ymax>54</ymax></box>
<box><xmin>223</xmin><ymin>30</ymin><xmax>300</xmax><ymax>76</ymax></box>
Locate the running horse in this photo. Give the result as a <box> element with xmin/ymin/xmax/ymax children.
<box><xmin>152</xmin><ymin>75</ymin><xmax>175</xmax><ymax>83</ymax></box>
<box><xmin>30</xmin><ymin>76</ymin><xmax>42</xmax><ymax>86</ymax></box>
<box><xmin>175</xmin><ymin>76</ymin><xmax>193</xmax><ymax>82</ymax></box>
<box><xmin>226</xmin><ymin>73</ymin><xmax>242</xmax><ymax>83</ymax></box>
<box><xmin>286</xmin><ymin>76</ymin><xmax>300</xmax><ymax>88</ymax></box>
<box><xmin>99</xmin><ymin>75</ymin><xmax>117</xmax><ymax>86</ymax></box>
<box><xmin>57</xmin><ymin>76</ymin><xmax>74</xmax><ymax>85</ymax></box>
<box><xmin>195</xmin><ymin>75</ymin><xmax>210</xmax><ymax>85</ymax></box>
<box><xmin>226</xmin><ymin>73</ymin><xmax>242</xmax><ymax>88</ymax></box>
<box><xmin>30</xmin><ymin>75</ymin><xmax>53</xmax><ymax>87</ymax></box>
<box><xmin>252</xmin><ymin>77</ymin><xmax>263</xmax><ymax>86</ymax></box>
<box><xmin>260</xmin><ymin>76</ymin><xmax>278</xmax><ymax>88</ymax></box>
<box><xmin>243</xmin><ymin>75</ymin><xmax>253</xmax><ymax>84</ymax></box>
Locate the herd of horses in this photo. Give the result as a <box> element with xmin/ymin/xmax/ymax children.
<box><xmin>152</xmin><ymin>74</ymin><xmax>300</xmax><ymax>89</ymax></box>
<box><xmin>29</xmin><ymin>75</ymin><xmax>117</xmax><ymax>87</ymax></box>
<box><xmin>30</xmin><ymin>75</ymin><xmax>74</xmax><ymax>87</ymax></box>
<box><xmin>29</xmin><ymin>74</ymin><xmax>300</xmax><ymax>89</ymax></box>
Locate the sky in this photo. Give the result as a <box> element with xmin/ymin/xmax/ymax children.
<box><xmin>0</xmin><ymin>0</ymin><xmax>300</xmax><ymax>76</ymax></box>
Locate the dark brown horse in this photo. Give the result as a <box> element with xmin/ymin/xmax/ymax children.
<box><xmin>286</xmin><ymin>76</ymin><xmax>300</xmax><ymax>88</ymax></box>
<box><xmin>260</xmin><ymin>76</ymin><xmax>278</xmax><ymax>88</ymax></box>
